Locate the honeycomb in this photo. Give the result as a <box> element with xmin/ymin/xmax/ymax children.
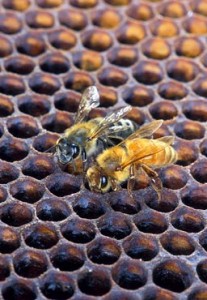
<box><xmin>0</xmin><ymin>0</ymin><xmax>206</xmax><ymax>299</ymax></box>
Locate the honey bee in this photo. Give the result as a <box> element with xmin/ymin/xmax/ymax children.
<box><xmin>54</xmin><ymin>86</ymin><xmax>136</xmax><ymax>174</ymax></box>
<box><xmin>86</xmin><ymin>120</ymin><xmax>178</xmax><ymax>197</ymax></box>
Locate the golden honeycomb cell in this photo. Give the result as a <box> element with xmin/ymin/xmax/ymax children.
<box><xmin>126</xmin><ymin>3</ymin><xmax>154</xmax><ymax>21</ymax></box>
<box><xmin>58</xmin><ymin>9</ymin><xmax>87</xmax><ymax>31</ymax></box>
<box><xmin>16</xmin><ymin>32</ymin><xmax>46</xmax><ymax>56</ymax></box>
<box><xmin>26</xmin><ymin>10</ymin><xmax>54</xmax><ymax>28</ymax></box>
<box><xmin>142</xmin><ymin>38</ymin><xmax>171</xmax><ymax>60</ymax></box>
<box><xmin>116</xmin><ymin>21</ymin><xmax>146</xmax><ymax>44</ymax></box>
<box><xmin>98</xmin><ymin>66</ymin><xmax>128</xmax><ymax>87</ymax></box>
<box><xmin>158</xmin><ymin>81</ymin><xmax>188</xmax><ymax>100</ymax></box>
<box><xmin>167</xmin><ymin>58</ymin><xmax>199</xmax><ymax>82</ymax></box>
<box><xmin>191</xmin><ymin>0</ymin><xmax>207</xmax><ymax>16</ymax></box>
<box><xmin>3</xmin><ymin>0</ymin><xmax>30</xmax><ymax>11</ymax></box>
<box><xmin>92</xmin><ymin>9</ymin><xmax>121</xmax><ymax>28</ymax></box>
<box><xmin>158</xmin><ymin>1</ymin><xmax>187</xmax><ymax>18</ymax></box>
<box><xmin>133</xmin><ymin>60</ymin><xmax>163</xmax><ymax>84</ymax></box>
<box><xmin>64</xmin><ymin>71</ymin><xmax>94</xmax><ymax>92</ymax></box>
<box><xmin>70</xmin><ymin>0</ymin><xmax>97</xmax><ymax>8</ymax></box>
<box><xmin>108</xmin><ymin>46</ymin><xmax>138</xmax><ymax>67</ymax></box>
<box><xmin>0</xmin><ymin>12</ymin><xmax>22</xmax><ymax>34</ymax></box>
<box><xmin>73</xmin><ymin>50</ymin><xmax>103</xmax><ymax>71</ymax></box>
<box><xmin>0</xmin><ymin>35</ymin><xmax>13</xmax><ymax>57</ymax></box>
<box><xmin>150</xmin><ymin>19</ymin><xmax>179</xmax><ymax>37</ymax></box>
<box><xmin>82</xmin><ymin>29</ymin><xmax>113</xmax><ymax>51</ymax></box>
<box><xmin>48</xmin><ymin>29</ymin><xmax>77</xmax><ymax>50</ymax></box>
<box><xmin>175</xmin><ymin>37</ymin><xmax>204</xmax><ymax>58</ymax></box>
<box><xmin>123</xmin><ymin>85</ymin><xmax>154</xmax><ymax>107</ymax></box>
<box><xmin>183</xmin><ymin>15</ymin><xmax>207</xmax><ymax>34</ymax></box>
<box><xmin>104</xmin><ymin>0</ymin><xmax>131</xmax><ymax>5</ymax></box>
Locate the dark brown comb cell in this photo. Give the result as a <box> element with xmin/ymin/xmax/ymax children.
<box><xmin>174</xmin><ymin>140</ymin><xmax>199</xmax><ymax>166</ymax></box>
<box><xmin>134</xmin><ymin>209</ymin><xmax>168</xmax><ymax>234</ymax></box>
<box><xmin>153</xmin><ymin>259</ymin><xmax>193</xmax><ymax>292</ymax></box>
<box><xmin>29</xmin><ymin>72</ymin><xmax>61</xmax><ymax>95</ymax></box>
<box><xmin>0</xmin><ymin>12</ymin><xmax>22</xmax><ymax>34</ymax></box>
<box><xmin>183</xmin><ymin>16</ymin><xmax>207</xmax><ymax>34</ymax></box>
<box><xmin>123</xmin><ymin>233</ymin><xmax>159</xmax><ymax>261</ymax></box>
<box><xmin>104</xmin><ymin>0</ymin><xmax>131</xmax><ymax>5</ymax></box>
<box><xmin>109</xmin><ymin>190</ymin><xmax>141</xmax><ymax>214</ymax></box>
<box><xmin>97</xmin><ymin>212</ymin><xmax>132</xmax><ymax>239</ymax></box>
<box><xmin>3</xmin><ymin>0</ymin><xmax>30</xmax><ymax>10</ymax></box>
<box><xmin>188</xmin><ymin>286</ymin><xmax>207</xmax><ymax>300</ymax></box>
<box><xmin>174</xmin><ymin>120</ymin><xmax>205</xmax><ymax>140</ymax></box>
<box><xmin>0</xmin><ymin>161</ymin><xmax>19</xmax><ymax>184</ymax></box>
<box><xmin>123</xmin><ymin>85</ymin><xmax>154</xmax><ymax>107</ymax></box>
<box><xmin>112</xmin><ymin>258</ymin><xmax>147</xmax><ymax>289</ymax></box>
<box><xmin>13</xmin><ymin>249</ymin><xmax>48</xmax><ymax>278</ymax></box>
<box><xmin>40</xmin><ymin>272</ymin><xmax>75</xmax><ymax>299</ymax></box>
<box><xmin>4</xmin><ymin>55</ymin><xmax>35</xmax><ymax>75</ymax></box>
<box><xmin>158</xmin><ymin>1</ymin><xmax>187</xmax><ymax>18</ymax></box>
<box><xmin>2</xmin><ymin>280</ymin><xmax>36</xmax><ymax>300</ymax></box>
<box><xmin>33</xmin><ymin>132</ymin><xmax>59</xmax><ymax>152</ymax></box>
<box><xmin>37</xmin><ymin>197</ymin><xmax>70</xmax><ymax>221</ymax></box>
<box><xmin>0</xmin><ymin>257</ymin><xmax>10</xmax><ymax>281</ymax></box>
<box><xmin>58</xmin><ymin>9</ymin><xmax>87</xmax><ymax>31</ymax></box>
<box><xmin>0</xmin><ymin>74</ymin><xmax>25</xmax><ymax>96</ymax></box>
<box><xmin>182</xmin><ymin>100</ymin><xmax>207</xmax><ymax>122</ymax></box>
<box><xmin>41</xmin><ymin>111</ymin><xmax>73</xmax><ymax>133</ymax></box>
<box><xmin>193</xmin><ymin>75</ymin><xmax>207</xmax><ymax>97</ymax></box>
<box><xmin>0</xmin><ymin>136</ymin><xmax>29</xmax><ymax>162</ymax></box>
<box><xmin>98</xmin><ymin>66</ymin><xmax>128</xmax><ymax>87</ymax></box>
<box><xmin>46</xmin><ymin>173</ymin><xmax>80</xmax><ymax>196</ymax></box>
<box><xmin>142</xmin><ymin>38</ymin><xmax>171</xmax><ymax>60</ymax></box>
<box><xmin>116</xmin><ymin>21</ymin><xmax>146</xmax><ymax>44</ymax></box>
<box><xmin>0</xmin><ymin>202</ymin><xmax>33</xmax><ymax>226</ymax></box>
<box><xmin>78</xmin><ymin>267</ymin><xmax>111</xmax><ymax>296</ymax></box>
<box><xmin>54</xmin><ymin>90</ymin><xmax>80</xmax><ymax>112</ymax></box>
<box><xmin>149</xmin><ymin>101</ymin><xmax>178</xmax><ymax>120</ymax></box>
<box><xmin>181</xmin><ymin>183</ymin><xmax>207</xmax><ymax>210</ymax></box>
<box><xmin>190</xmin><ymin>159</ymin><xmax>207</xmax><ymax>184</ymax></box>
<box><xmin>0</xmin><ymin>95</ymin><xmax>14</xmax><ymax>117</ymax></box>
<box><xmin>50</xmin><ymin>243</ymin><xmax>85</xmax><ymax>271</ymax></box>
<box><xmin>61</xmin><ymin>217</ymin><xmax>96</xmax><ymax>243</ymax></box>
<box><xmin>126</xmin><ymin>3</ymin><xmax>154</xmax><ymax>21</ymax></box>
<box><xmin>73</xmin><ymin>50</ymin><xmax>103</xmax><ymax>71</ymax></box>
<box><xmin>145</xmin><ymin>189</ymin><xmax>179</xmax><ymax>213</ymax></box>
<box><xmin>159</xmin><ymin>165</ymin><xmax>188</xmax><ymax>190</ymax></box>
<box><xmin>0</xmin><ymin>226</ymin><xmax>20</xmax><ymax>253</ymax></box>
<box><xmin>143</xmin><ymin>287</ymin><xmax>178</xmax><ymax>300</ymax></box>
<box><xmin>24</xmin><ymin>223</ymin><xmax>59</xmax><ymax>249</ymax></box>
<box><xmin>199</xmin><ymin>230</ymin><xmax>207</xmax><ymax>252</ymax></box>
<box><xmin>0</xmin><ymin>35</ymin><xmax>13</xmax><ymax>57</ymax></box>
<box><xmin>70</xmin><ymin>0</ymin><xmax>97</xmax><ymax>8</ymax></box>
<box><xmin>200</xmin><ymin>139</ymin><xmax>207</xmax><ymax>157</ymax></box>
<box><xmin>87</xmin><ymin>237</ymin><xmax>121</xmax><ymax>264</ymax></box>
<box><xmin>10</xmin><ymin>178</ymin><xmax>45</xmax><ymax>203</ymax></box>
<box><xmin>17</xmin><ymin>94</ymin><xmax>51</xmax><ymax>117</ymax></box>
<box><xmin>150</xmin><ymin>19</ymin><xmax>179</xmax><ymax>38</ymax></box>
<box><xmin>175</xmin><ymin>37</ymin><xmax>204</xmax><ymax>58</ymax></box>
<box><xmin>133</xmin><ymin>60</ymin><xmax>163</xmax><ymax>85</ymax></box>
<box><xmin>25</xmin><ymin>10</ymin><xmax>55</xmax><ymax>28</ymax></box>
<box><xmin>167</xmin><ymin>59</ymin><xmax>199</xmax><ymax>82</ymax></box>
<box><xmin>64</xmin><ymin>71</ymin><xmax>94</xmax><ymax>92</ymax></box>
<box><xmin>37</xmin><ymin>0</ymin><xmax>63</xmax><ymax>8</ymax></box>
<box><xmin>7</xmin><ymin>115</ymin><xmax>39</xmax><ymax>138</ymax></box>
<box><xmin>98</xmin><ymin>86</ymin><xmax>118</xmax><ymax>107</ymax></box>
<box><xmin>197</xmin><ymin>259</ymin><xmax>207</xmax><ymax>283</ymax></box>
<box><xmin>92</xmin><ymin>8</ymin><xmax>121</xmax><ymax>28</ymax></box>
<box><xmin>16</xmin><ymin>32</ymin><xmax>46</xmax><ymax>56</ymax></box>
<box><xmin>107</xmin><ymin>47</ymin><xmax>138</xmax><ymax>67</ymax></box>
<box><xmin>39</xmin><ymin>52</ymin><xmax>70</xmax><ymax>74</ymax></box>
<box><xmin>22</xmin><ymin>154</ymin><xmax>55</xmax><ymax>179</ymax></box>
<box><xmin>171</xmin><ymin>206</ymin><xmax>205</xmax><ymax>232</ymax></box>
<box><xmin>48</xmin><ymin>28</ymin><xmax>77</xmax><ymax>50</ymax></box>
<box><xmin>160</xmin><ymin>231</ymin><xmax>196</xmax><ymax>255</ymax></box>
<box><xmin>158</xmin><ymin>81</ymin><xmax>188</xmax><ymax>100</ymax></box>
<box><xmin>0</xmin><ymin>186</ymin><xmax>7</xmax><ymax>203</ymax></box>
<box><xmin>73</xmin><ymin>193</ymin><xmax>106</xmax><ymax>219</ymax></box>
<box><xmin>81</xmin><ymin>29</ymin><xmax>113</xmax><ymax>51</ymax></box>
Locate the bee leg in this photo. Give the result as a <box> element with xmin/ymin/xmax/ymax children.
<box><xmin>141</xmin><ymin>164</ymin><xmax>162</xmax><ymax>200</ymax></box>
<box><xmin>127</xmin><ymin>164</ymin><xmax>136</xmax><ymax>197</ymax></box>
<box><xmin>81</xmin><ymin>149</ymin><xmax>87</xmax><ymax>172</ymax></box>
<box><xmin>111</xmin><ymin>179</ymin><xmax>121</xmax><ymax>192</ymax></box>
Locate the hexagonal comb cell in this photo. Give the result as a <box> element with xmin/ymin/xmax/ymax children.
<box><xmin>0</xmin><ymin>0</ymin><xmax>206</xmax><ymax>298</ymax></box>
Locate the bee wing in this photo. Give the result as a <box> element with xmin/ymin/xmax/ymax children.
<box><xmin>157</xmin><ymin>136</ymin><xmax>175</xmax><ymax>145</ymax></box>
<box><xmin>75</xmin><ymin>86</ymin><xmax>100</xmax><ymax>123</ymax></box>
<box><xmin>119</xmin><ymin>138</ymin><xmax>172</xmax><ymax>170</ymax></box>
<box><xmin>88</xmin><ymin>106</ymin><xmax>132</xmax><ymax>140</ymax></box>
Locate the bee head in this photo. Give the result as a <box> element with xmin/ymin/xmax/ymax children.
<box><xmin>86</xmin><ymin>166</ymin><xmax>111</xmax><ymax>193</ymax></box>
<box><xmin>56</xmin><ymin>137</ymin><xmax>80</xmax><ymax>164</ymax></box>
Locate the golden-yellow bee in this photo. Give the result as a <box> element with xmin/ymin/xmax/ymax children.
<box><xmin>86</xmin><ymin>120</ymin><xmax>178</xmax><ymax>196</ymax></box>
<box><xmin>54</xmin><ymin>86</ymin><xmax>136</xmax><ymax>174</ymax></box>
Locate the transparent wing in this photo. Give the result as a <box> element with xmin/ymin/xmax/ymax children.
<box><xmin>88</xmin><ymin>106</ymin><xmax>132</xmax><ymax>140</ymax></box>
<box><xmin>75</xmin><ymin>86</ymin><xmax>100</xmax><ymax>123</ymax></box>
<box><xmin>117</xmin><ymin>120</ymin><xmax>163</xmax><ymax>146</ymax></box>
<box><xmin>119</xmin><ymin>137</ymin><xmax>173</xmax><ymax>170</ymax></box>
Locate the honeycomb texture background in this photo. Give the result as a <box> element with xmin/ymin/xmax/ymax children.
<box><xmin>0</xmin><ymin>0</ymin><xmax>207</xmax><ymax>299</ymax></box>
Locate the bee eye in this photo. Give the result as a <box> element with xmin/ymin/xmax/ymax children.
<box><xmin>100</xmin><ymin>176</ymin><xmax>108</xmax><ymax>189</ymax></box>
<box><xmin>71</xmin><ymin>144</ymin><xmax>80</xmax><ymax>159</ymax></box>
